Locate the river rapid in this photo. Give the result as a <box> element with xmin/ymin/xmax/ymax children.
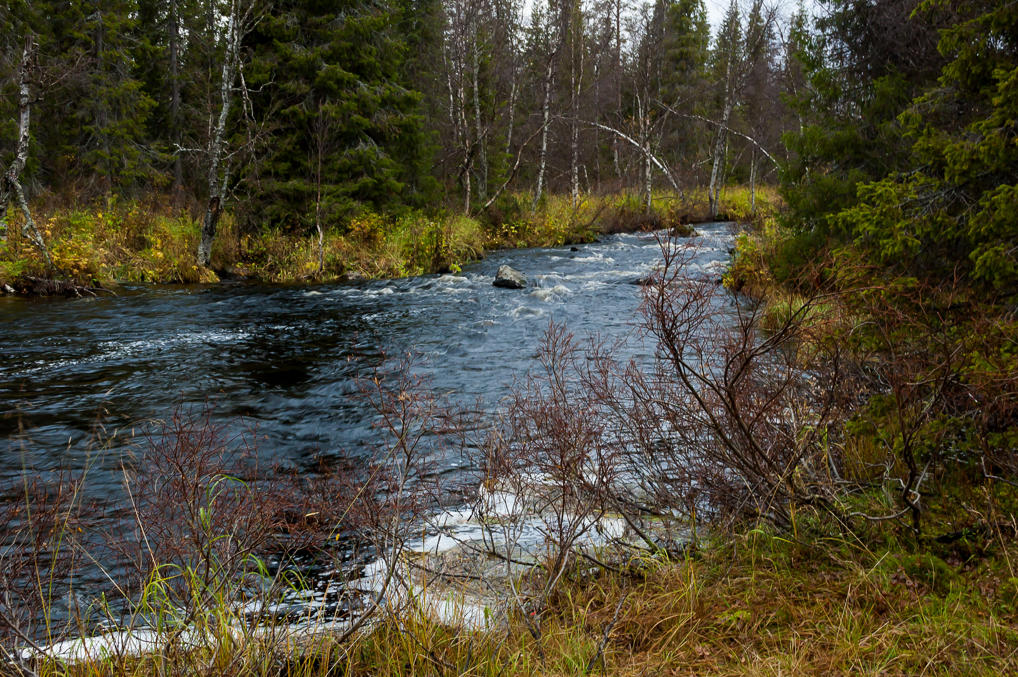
<box><xmin>2</xmin><ymin>224</ymin><xmax>737</xmax><ymax>638</ymax></box>
<box><xmin>2</xmin><ymin>223</ymin><xmax>735</xmax><ymax>495</ymax></box>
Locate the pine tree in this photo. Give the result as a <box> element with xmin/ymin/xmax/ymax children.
<box><xmin>76</xmin><ymin>0</ymin><xmax>156</xmax><ymax>193</ymax></box>
<box><xmin>838</xmin><ymin>0</ymin><xmax>1018</xmax><ymax>291</ymax></box>
<box><xmin>780</xmin><ymin>0</ymin><xmax>943</xmax><ymax>246</ymax></box>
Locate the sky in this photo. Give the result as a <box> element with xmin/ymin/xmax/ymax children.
<box><xmin>704</xmin><ymin>0</ymin><xmax>816</xmax><ymax>32</ymax></box>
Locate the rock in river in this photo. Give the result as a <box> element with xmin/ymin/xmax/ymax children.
<box><xmin>493</xmin><ymin>265</ymin><xmax>527</xmax><ymax>289</ymax></box>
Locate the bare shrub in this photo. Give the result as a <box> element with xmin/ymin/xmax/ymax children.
<box><xmin>475</xmin><ymin>234</ymin><xmax>851</xmax><ymax>576</ymax></box>
<box><xmin>472</xmin><ymin>323</ymin><xmax>618</xmax><ymax>631</ymax></box>
<box><xmin>0</xmin><ymin>470</ymin><xmax>98</xmax><ymax>660</ymax></box>
<box><xmin>351</xmin><ymin>354</ymin><xmax>452</xmax><ymax>605</ymax></box>
<box><xmin>597</xmin><ymin>236</ymin><xmax>848</xmax><ymax>534</ymax></box>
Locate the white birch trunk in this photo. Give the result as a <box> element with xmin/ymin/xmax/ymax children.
<box><xmin>749</xmin><ymin>147</ymin><xmax>757</xmax><ymax>214</ymax></box>
<box><xmin>472</xmin><ymin>26</ymin><xmax>486</xmax><ymax>201</ymax></box>
<box><xmin>707</xmin><ymin>99</ymin><xmax>731</xmax><ymax>219</ymax></box>
<box><xmin>505</xmin><ymin>74</ymin><xmax>517</xmax><ymax>157</ymax></box>
<box><xmin>708</xmin><ymin>51</ymin><xmax>735</xmax><ymax>220</ymax></box>
<box><xmin>1</xmin><ymin>35</ymin><xmax>50</xmax><ymax>266</ymax></box>
<box><xmin>640</xmin><ymin>98</ymin><xmax>652</xmax><ymax>212</ymax></box>
<box><xmin>612</xmin><ymin>0</ymin><xmax>622</xmax><ymax>180</ymax></box>
<box><xmin>197</xmin><ymin>3</ymin><xmax>241</xmax><ymax>267</ymax></box>
<box><xmin>532</xmin><ymin>56</ymin><xmax>554</xmax><ymax>211</ymax></box>
<box><xmin>569</xmin><ymin>5</ymin><xmax>582</xmax><ymax>207</ymax></box>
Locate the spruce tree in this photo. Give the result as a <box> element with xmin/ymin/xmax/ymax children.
<box><xmin>244</xmin><ymin>0</ymin><xmax>434</xmax><ymax>232</ymax></box>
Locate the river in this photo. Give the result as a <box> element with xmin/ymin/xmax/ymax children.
<box><xmin>1</xmin><ymin>223</ymin><xmax>735</xmax><ymax>496</ymax></box>
<box><xmin>1</xmin><ymin>222</ymin><xmax>738</xmax><ymax>642</ymax></box>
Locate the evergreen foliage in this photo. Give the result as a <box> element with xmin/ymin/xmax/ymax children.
<box><xmin>780</xmin><ymin>0</ymin><xmax>944</xmax><ymax>243</ymax></box>
<box><xmin>841</xmin><ymin>0</ymin><xmax>1018</xmax><ymax>290</ymax></box>
<box><xmin>243</xmin><ymin>0</ymin><xmax>435</xmax><ymax>232</ymax></box>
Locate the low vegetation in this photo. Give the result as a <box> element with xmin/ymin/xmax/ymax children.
<box><xmin>0</xmin><ymin>187</ymin><xmax>771</xmax><ymax>292</ymax></box>
<box><xmin>14</xmin><ymin>508</ymin><xmax>1018</xmax><ymax>675</ymax></box>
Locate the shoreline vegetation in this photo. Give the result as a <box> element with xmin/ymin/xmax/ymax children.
<box><xmin>0</xmin><ymin>187</ymin><xmax>772</xmax><ymax>296</ymax></box>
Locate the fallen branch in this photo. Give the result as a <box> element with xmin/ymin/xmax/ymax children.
<box><xmin>574</xmin><ymin>118</ymin><xmax>680</xmax><ymax>191</ymax></box>
<box><xmin>654</xmin><ymin>101</ymin><xmax>780</xmax><ymax>169</ymax></box>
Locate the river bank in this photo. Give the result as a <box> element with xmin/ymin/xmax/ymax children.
<box><xmin>16</xmin><ymin>522</ymin><xmax>1018</xmax><ymax>675</ymax></box>
<box><xmin>0</xmin><ymin>188</ymin><xmax>773</xmax><ymax>295</ymax></box>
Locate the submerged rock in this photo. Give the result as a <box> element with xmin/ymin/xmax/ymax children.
<box><xmin>493</xmin><ymin>265</ymin><xmax>527</xmax><ymax>289</ymax></box>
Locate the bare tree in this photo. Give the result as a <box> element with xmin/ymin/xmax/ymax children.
<box><xmin>707</xmin><ymin>0</ymin><xmax>776</xmax><ymax>218</ymax></box>
<box><xmin>532</xmin><ymin>0</ymin><xmax>562</xmax><ymax>211</ymax></box>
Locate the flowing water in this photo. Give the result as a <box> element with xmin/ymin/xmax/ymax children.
<box><xmin>1</xmin><ymin>223</ymin><xmax>737</xmax><ymax>638</ymax></box>
<box><xmin>2</xmin><ymin>223</ymin><xmax>735</xmax><ymax>488</ymax></box>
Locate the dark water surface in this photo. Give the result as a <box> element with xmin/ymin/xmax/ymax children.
<box><xmin>1</xmin><ymin>224</ymin><xmax>735</xmax><ymax>499</ymax></box>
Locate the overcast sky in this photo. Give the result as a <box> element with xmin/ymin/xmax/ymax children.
<box><xmin>704</xmin><ymin>0</ymin><xmax>815</xmax><ymax>31</ymax></box>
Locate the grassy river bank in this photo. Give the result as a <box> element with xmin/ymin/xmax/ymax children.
<box><xmin>0</xmin><ymin>189</ymin><xmax>772</xmax><ymax>293</ymax></box>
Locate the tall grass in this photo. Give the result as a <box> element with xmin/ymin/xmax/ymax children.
<box><xmin>1</xmin><ymin>186</ymin><xmax>783</xmax><ymax>291</ymax></box>
<box><xmin>16</xmin><ymin>523</ymin><xmax>1018</xmax><ymax>675</ymax></box>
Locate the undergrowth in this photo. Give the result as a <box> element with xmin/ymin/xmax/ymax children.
<box><xmin>1</xmin><ymin>186</ymin><xmax>780</xmax><ymax>291</ymax></box>
<box><xmin>29</xmin><ymin>507</ymin><xmax>1018</xmax><ymax>676</ymax></box>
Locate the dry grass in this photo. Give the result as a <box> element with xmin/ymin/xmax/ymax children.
<box><xmin>26</xmin><ymin>515</ymin><xmax>1017</xmax><ymax>676</ymax></box>
<box><xmin>1</xmin><ymin>186</ymin><xmax>783</xmax><ymax>291</ymax></box>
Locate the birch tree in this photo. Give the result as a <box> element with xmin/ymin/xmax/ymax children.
<box><xmin>566</xmin><ymin>0</ymin><xmax>585</xmax><ymax>206</ymax></box>
<box><xmin>197</xmin><ymin>0</ymin><xmax>249</xmax><ymax>268</ymax></box>
<box><xmin>0</xmin><ymin>34</ymin><xmax>51</xmax><ymax>266</ymax></box>
<box><xmin>707</xmin><ymin>0</ymin><xmax>775</xmax><ymax>218</ymax></box>
<box><xmin>531</xmin><ymin>0</ymin><xmax>562</xmax><ymax>210</ymax></box>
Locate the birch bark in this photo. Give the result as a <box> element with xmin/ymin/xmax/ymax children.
<box><xmin>197</xmin><ymin>2</ymin><xmax>243</xmax><ymax>267</ymax></box>
<box><xmin>532</xmin><ymin>54</ymin><xmax>554</xmax><ymax>210</ymax></box>
<box><xmin>0</xmin><ymin>35</ymin><xmax>51</xmax><ymax>266</ymax></box>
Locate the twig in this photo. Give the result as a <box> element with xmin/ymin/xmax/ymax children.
<box><xmin>584</xmin><ymin>591</ymin><xmax>628</xmax><ymax>674</ymax></box>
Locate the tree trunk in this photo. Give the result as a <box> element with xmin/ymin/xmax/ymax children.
<box><xmin>533</xmin><ymin>55</ymin><xmax>554</xmax><ymax>211</ymax></box>
<box><xmin>1</xmin><ymin>35</ymin><xmax>50</xmax><ymax>266</ymax></box>
<box><xmin>169</xmin><ymin>0</ymin><xmax>183</xmax><ymax>199</ymax></box>
<box><xmin>472</xmin><ymin>27</ymin><xmax>486</xmax><ymax>202</ymax></box>
<box><xmin>612</xmin><ymin>0</ymin><xmax>622</xmax><ymax>181</ymax></box>
<box><xmin>505</xmin><ymin>74</ymin><xmax>517</xmax><ymax>157</ymax></box>
<box><xmin>638</xmin><ymin>95</ymin><xmax>651</xmax><ymax>212</ymax></box>
<box><xmin>456</xmin><ymin>10</ymin><xmax>472</xmax><ymax>214</ymax></box>
<box><xmin>749</xmin><ymin>147</ymin><xmax>757</xmax><ymax>214</ymax></box>
<box><xmin>197</xmin><ymin>3</ymin><xmax>241</xmax><ymax>268</ymax></box>
<box><xmin>707</xmin><ymin>101</ymin><xmax>731</xmax><ymax>219</ymax></box>
<box><xmin>708</xmin><ymin>53</ymin><xmax>734</xmax><ymax>220</ymax></box>
<box><xmin>569</xmin><ymin>4</ymin><xmax>582</xmax><ymax>207</ymax></box>
<box><xmin>313</xmin><ymin>112</ymin><xmax>327</xmax><ymax>278</ymax></box>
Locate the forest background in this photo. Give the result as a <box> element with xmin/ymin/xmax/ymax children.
<box><xmin>1</xmin><ymin>0</ymin><xmax>795</xmax><ymax>286</ymax></box>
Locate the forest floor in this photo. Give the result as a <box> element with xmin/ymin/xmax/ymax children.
<box><xmin>0</xmin><ymin>187</ymin><xmax>772</xmax><ymax>294</ymax></box>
